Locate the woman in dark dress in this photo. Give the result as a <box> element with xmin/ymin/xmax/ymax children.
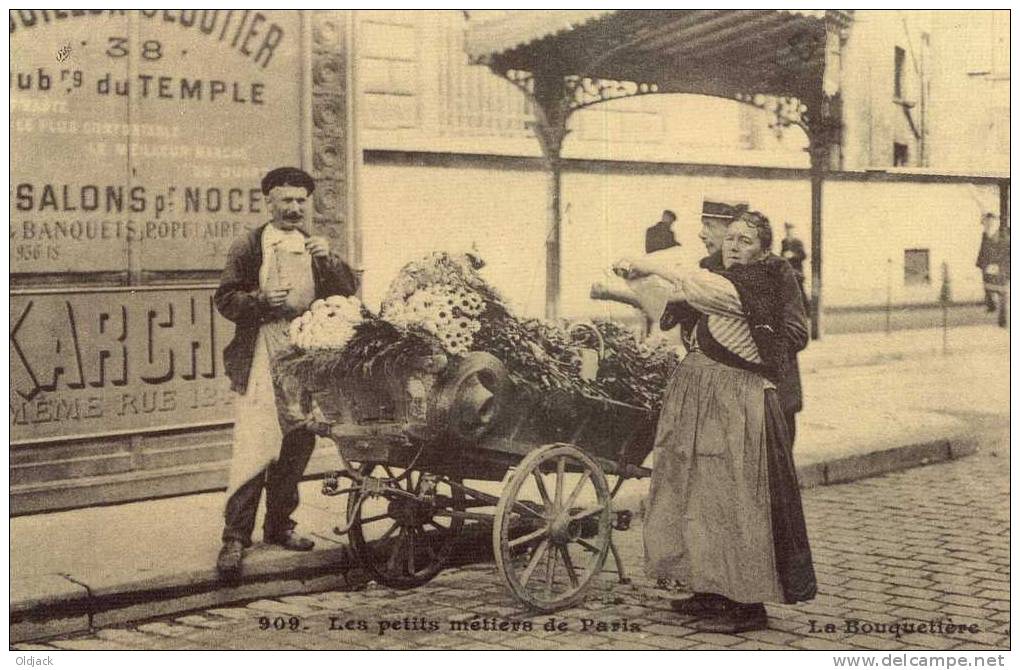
<box><xmin>616</xmin><ymin>213</ymin><xmax>815</xmax><ymax>633</ymax></box>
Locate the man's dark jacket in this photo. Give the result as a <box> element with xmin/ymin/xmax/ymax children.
<box><xmin>215</xmin><ymin>223</ymin><xmax>359</xmax><ymax>394</ymax></box>
<box><xmin>662</xmin><ymin>250</ymin><xmax>808</xmax><ymax>415</ymax></box>
<box><xmin>645</xmin><ymin>221</ymin><xmax>679</xmax><ymax>254</ymax></box>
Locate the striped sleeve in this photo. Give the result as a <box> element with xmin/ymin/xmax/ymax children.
<box><xmin>682</xmin><ymin>269</ymin><xmax>744</xmax><ymax>318</ymax></box>
<box><xmin>706</xmin><ymin>315</ymin><xmax>762</xmax><ymax>364</ymax></box>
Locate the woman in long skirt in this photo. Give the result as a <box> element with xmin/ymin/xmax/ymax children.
<box><xmin>617</xmin><ymin>212</ymin><xmax>816</xmax><ymax>633</ymax></box>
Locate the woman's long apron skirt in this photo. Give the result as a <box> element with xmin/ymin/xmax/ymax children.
<box><xmin>644</xmin><ymin>350</ymin><xmax>816</xmax><ymax>604</ymax></box>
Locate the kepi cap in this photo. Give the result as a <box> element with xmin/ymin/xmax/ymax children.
<box><xmin>701</xmin><ymin>198</ymin><xmax>747</xmax><ymax>222</ymax></box>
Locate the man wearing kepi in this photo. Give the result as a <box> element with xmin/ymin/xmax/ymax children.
<box><xmin>215</xmin><ymin>167</ymin><xmax>359</xmax><ymax>580</ymax></box>
<box><xmin>620</xmin><ymin>209</ymin><xmax>815</xmax><ymax>633</ymax></box>
<box><xmin>665</xmin><ymin>201</ymin><xmax>808</xmax><ymax>444</ymax></box>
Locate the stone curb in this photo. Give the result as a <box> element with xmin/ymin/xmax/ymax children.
<box><xmin>11</xmin><ymin>524</ymin><xmax>494</xmax><ymax>644</ymax></box>
<box><xmin>10</xmin><ymin>436</ymin><xmax>980</xmax><ymax>644</ymax></box>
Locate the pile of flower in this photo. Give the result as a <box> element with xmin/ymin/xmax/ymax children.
<box><xmin>380</xmin><ymin>251</ymin><xmax>498</xmax><ymax>308</ymax></box>
<box><xmin>382</xmin><ymin>284</ymin><xmax>484</xmax><ymax>355</ymax></box>
<box><xmin>287</xmin><ymin>295</ymin><xmax>365</xmax><ymax>350</ymax></box>
<box><xmin>275</xmin><ymin>250</ymin><xmax>681</xmax><ymax>412</ymax></box>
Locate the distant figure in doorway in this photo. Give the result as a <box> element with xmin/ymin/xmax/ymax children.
<box><xmin>976</xmin><ymin>212</ymin><xmax>1010</xmax><ymax>328</ymax></box>
<box><xmin>781</xmin><ymin>222</ymin><xmax>808</xmax><ymax>308</ymax></box>
<box><xmin>646</xmin><ymin>209</ymin><xmax>679</xmax><ymax>254</ymax></box>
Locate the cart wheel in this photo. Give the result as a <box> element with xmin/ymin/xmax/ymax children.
<box><xmin>493</xmin><ymin>443</ymin><xmax>613</xmax><ymax>612</ymax></box>
<box><xmin>347</xmin><ymin>463</ymin><xmax>465</xmax><ymax>589</ymax></box>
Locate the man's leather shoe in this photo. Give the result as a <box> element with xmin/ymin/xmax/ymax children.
<box><xmin>216</xmin><ymin>540</ymin><xmax>244</xmax><ymax>580</ymax></box>
<box><xmin>265</xmin><ymin>530</ymin><xmax>315</xmax><ymax>551</ymax></box>
<box><xmin>692</xmin><ymin>603</ymin><xmax>768</xmax><ymax>633</ymax></box>
<box><xmin>670</xmin><ymin>592</ymin><xmax>731</xmax><ymax>617</ymax></box>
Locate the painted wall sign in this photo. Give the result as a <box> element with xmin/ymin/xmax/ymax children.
<box><xmin>9</xmin><ymin>10</ymin><xmax>303</xmax><ymax>273</ymax></box>
<box><xmin>10</xmin><ymin>287</ymin><xmax>237</xmax><ymax>444</ymax></box>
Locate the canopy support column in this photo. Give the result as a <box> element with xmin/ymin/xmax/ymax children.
<box><xmin>530</xmin><ymin>72</ymin><xmax>571</xmax><ymax>320</ymax></box>
<box><xmin>805</xmin><ymin>79</ymin><xmax>844</xmax><ymax>340</ymax></box>
<box><xmin>808</xmin><ymin>143</ymin><xmax>826</xmax><ymax>341</ymax></box>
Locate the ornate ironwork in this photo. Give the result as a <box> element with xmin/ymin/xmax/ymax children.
<box><xmin>492</xmin><ymin>68</ymin><xmax>663</xmax><ymax>158</ymax></box>
<box><xmin>732</xmin><ymin>92</ymin><xmax>809</xmax><ymax>136</ymax></box>
<box><xmin>565</xmin><ymin>76</ymin><xmax>661</xmax><ymax>111</ymax></box>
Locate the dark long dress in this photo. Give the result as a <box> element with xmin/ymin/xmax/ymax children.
<box><xmin>644</xmin><ymin>269</ymin><xmax>816</xmax><ymax>604</ymax></box>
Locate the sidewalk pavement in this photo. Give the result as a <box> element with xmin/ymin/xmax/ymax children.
<box><xmin>10</xmin><ymin>324</ymin><xmax>1009</xmax><ymax>643</ymax></box>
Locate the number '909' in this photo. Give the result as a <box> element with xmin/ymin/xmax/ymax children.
<box><xmin>258</xmin><ymin>616</ymin><xmax>302</xmax><ymax>631</ymax></box>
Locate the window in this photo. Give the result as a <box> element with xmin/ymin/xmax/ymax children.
<box><xmin>894</xmin><ymin>46</ymin><xmax>906</xmax><ymax>98</ymax></box>
<box><xmin>893</xmin><ymin>142</ymin><xmax>909</xmax><ymax>167</ymax></box>
<box><xmin>904</xmin><ymin>249</ymin><xmax>930</xmax><ymax>286</ymax></box>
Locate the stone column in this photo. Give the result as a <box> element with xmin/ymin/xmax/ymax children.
<box><xmin>308</xmin><ymin>10</ymin><xmax>356</xmax><ymax>269</ymax></box>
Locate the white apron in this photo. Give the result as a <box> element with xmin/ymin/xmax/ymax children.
<box><xmin>226</xmin><ymin>226</ymin><xmax>316</xmax><ymax>496</ymax></box>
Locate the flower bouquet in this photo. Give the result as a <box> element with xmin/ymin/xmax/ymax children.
<box><xmin>274</xmin><ymin>251</ymin><xmax>680</xmax><ymax>426</ymax></box>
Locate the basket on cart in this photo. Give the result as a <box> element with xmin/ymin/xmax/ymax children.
<box><xmin>309</xmin><ymin>344</ymin><xmax>657</xmax><ymax>612</ymax></box>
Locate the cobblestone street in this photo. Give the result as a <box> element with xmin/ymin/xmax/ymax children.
<box><xmin>21</xmin><ymin>432</ymin><xmax>1009</xmax><ymax>652</ymax></box>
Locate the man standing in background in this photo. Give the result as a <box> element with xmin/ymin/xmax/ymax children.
<box><xmin>976</xmin><ymin>212</ymin><xmax>1010</xmax><ymax>328</ymax></box>
<box><xmin>781</xmin><ymin>222</ymin><xmax>808</xmax><ymax>308</ymax></box>
<box><xmin>646</xmin><ymin>209</ymin><xmax>679</xmax><ymax>254</ymax></box>
<box><xmin>668</xmin><ymin>203</ymin><xmax>808</xmax><ymax>444</ymax></box>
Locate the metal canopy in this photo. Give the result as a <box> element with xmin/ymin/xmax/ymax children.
<box><xmin>465</xmin><ymin>9</ymin><xmax>853</xmax><ymax>337</ymax></box>
<box><xmin>467</xmin><ymin>10</ymin><xmax>849</xmax><ymax>104</ymax></box>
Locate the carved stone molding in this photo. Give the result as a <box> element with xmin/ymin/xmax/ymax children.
<box><xmin>312</xmin><ymin>97</ymin><xmax>343</xmax><ymax>133</ymax></box>
<box><xmin>309</xmin><ymin>10</ymin><xmax>349</xmax><ymax>256</ymax></box>
<box><xmin>313</xmin><ymin>17</ymin><xmax>340</xmax><ymax>50</ymax></box>
<box><xmin>313</xmin><ymin>56</ymin><xmax>343</xmax><ymax>89</ymax></box>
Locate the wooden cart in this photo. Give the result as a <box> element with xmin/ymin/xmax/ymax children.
<box><xmin>311</xmin><ymin>349</ymin><xmax>656</xmax><ymax>612</ymax></box>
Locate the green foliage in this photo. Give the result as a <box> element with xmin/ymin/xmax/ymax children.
<box><xmin>275</xmin><ymin>253</ymin><xmax>681</xmax><ymax>412</ymax></box>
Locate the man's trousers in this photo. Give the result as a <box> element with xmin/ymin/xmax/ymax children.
<box><xmin>222</xmin><ymin>428</ymin><xmax>316</xmax><ymax>544</ymax></box>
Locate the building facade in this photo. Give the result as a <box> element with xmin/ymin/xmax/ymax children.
<box><xmin>349</xmin><ymin>10</ymin><xmax>1007</xmax><ymax>318</ymax></box>
<box><xmin>8</xmin><ymin>10</ymin><xmax>1008</xmax><ymax>514</ymax></box>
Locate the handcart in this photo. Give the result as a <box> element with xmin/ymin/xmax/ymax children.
<box><xmin>308</xmin><ymin>337</ymin><xmax>656</xmax><ymax>613</ymax></box>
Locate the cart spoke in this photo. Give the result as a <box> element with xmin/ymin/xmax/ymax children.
<box><xmin>520</xmin><ymin>539</ymin><xmax>549</xmax><ymax>586</ymax></box>
<box><xmin>560</xmin><ymin>546</ymin><xmax>580</xmax><ymax>588</ymax></box>
<box><xmin>383</xmin><ymin>465</ymin><xmax>397</xmax><ymax>480</ymax></box>
<box><xmin>359</xmin><ymin>513</ymin><xmax>391</xmax><ymax>525</ymax></box>
<box><xmin>424</xmin><ymin>532</ymin><xmax>438</xmax><ymax>560</ymax></box>
<box><xmin>508</xmin><ymin>526</ymin><xmax>549</xmax><ymax>549</ymax></box>
<box><xmin>554</xmin><ymin>457</ymin><xmax>565</xmax><ymax>508</ymax></box>
<box><xmin>564</xmin><ymin>469</ymin><xmax>591</xmax><ymax>510</ymax></box>
<box><xmin>406</xmin><ymin>528</ymin><xmax>417</xmax><ymax>574</ymax></box>
<box><xmin>426</xmin><ymin>518</ymin><xmax>450</xmax><ymax>532</ymax></box>
<box><xmin>532</xmin><ymin>471</ymin><xmax>553</xmax><ymax>508</ymax></box>
<box><xmin>511</xmin><ymin>500</ymin><xmax>545</xmax><ymax>519</ymax></box>
<box><xmin>576</xmin><ymin>538</ymin><xmax>600</xmax><ymax>554</ymax></box>
<box><xmin>379</xmin><ymin>522</ymin><xmax>400</xmax><ymax>543</ymax></box>
<box><xmin>385</xmin><ymin>529</ymin><xmax>406</xmax><ymax>574</ymax></box>
<box><xmin>545</xmin><ymin>542</ymin><xmax>557</xmax><ymax>594</ymax></box>
<box><xmin>569</xmin><ymin>503</ymin><xmax>605</xmax><ymax>521</ymax></box>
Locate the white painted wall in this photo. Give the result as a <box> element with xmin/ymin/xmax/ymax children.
<box><xmin>358</xmin><ymin>164</ymin><xmax>549</xmax><ymax>316</ymax></box>
<box><xmin>822</xmin><ymin>180</ymin><xmax>995</xmax><ymax>306</ymax></box>
<box><xmin>358</xmin><ymin>162</ymin><xmax>996</xmax><ymax>318</ymax></box>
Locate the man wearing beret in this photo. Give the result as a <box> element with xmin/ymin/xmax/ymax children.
<box><xmin>215</xmin><ymin>167</ymin><xmax>359</xmax><ymax>580</ymax></box>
